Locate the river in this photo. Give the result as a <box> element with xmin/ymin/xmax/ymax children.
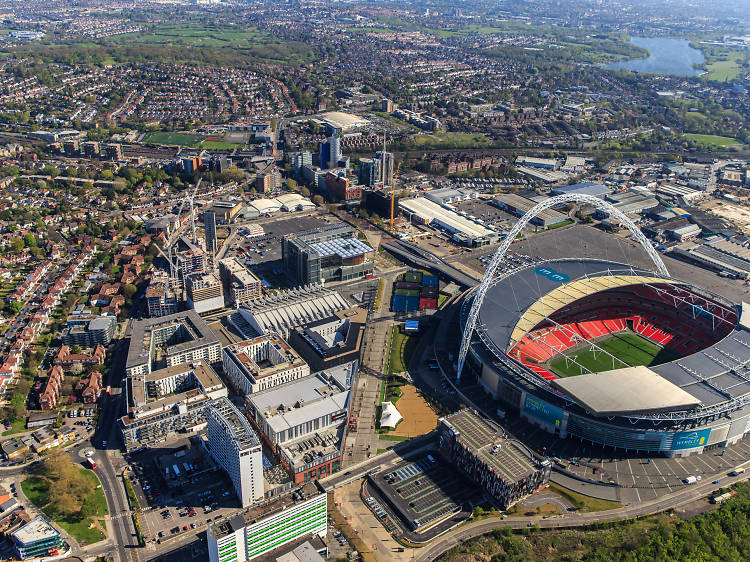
<box><xmin>606</xmin><ymin>37</ymin><xmax>705</xmax><ymax>77</ymax></box>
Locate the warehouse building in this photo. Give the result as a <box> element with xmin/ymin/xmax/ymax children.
<box><xmin>673</xmin><ymin>239</ymin><xmax>750</xmax><ymax>279</ymax></box>
<box><xmin>439</xmin><ymin>409</ymin><xmax>551</xmax><ymax>509</ymax></box>
<box><xmin>425</xmin><ymin>186</ymin><xmax>479</xmax><ymax>206</ymax></box>
<box><xmin>222</xmin><ymin>334</ymin><xmax>310</xmax><ymax>395</ymax></box>
<box><xmin>245</xmin><ymin>362</ymin><xmax>354</xmax><ymax>483</ymax></box>
<box><xmin>232</xmin><ymin>286</ymin><xmax>351</xmax><ymax>339</ymax></box>
<box><xmin>399</xmin><ymin>197</ymin><xmax>498</xmax><ymax>247</ymax></box>
<box><xmin>599</xmin><ymin>189</ymin><xmax>659</xmax><ymax>218</ymax></box>
<box><xmin>552</xmin><ymin>181</ymin><xmax>610</xmax><ymax>199</ymax></box>
<box><xmin>493</xmin><ymin>194</ymin><xmax>568</xmax><ymax>227</ymax></box>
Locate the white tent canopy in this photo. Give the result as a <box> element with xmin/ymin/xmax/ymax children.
<box><xmin>380</xmin><ymin>401</ymin><xmax>403</xmax><ymax>429</ymax></box>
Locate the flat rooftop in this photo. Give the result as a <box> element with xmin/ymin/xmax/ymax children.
<box><xmin>207</xmin><ymin>484</ymin><xmax>322</xmax><ymax>540</ymax></box>
<box><xmin>12</xmin><ymin>515</ymin><xmax>59</xmax><ymax>544</ymax></box>
<box><xmin>126</xmin><ymin>310</ymin><xmax>219</xmax><ymax>370</ymax></box>
<box><xmin>207</xmin><ymin>397</ymin><xmax>260</xmax><ymax>452</ymax></box>
<box><xmin>309</xmin><ymin>237</ymin><xmax>372</xmax><ymax>259</ymax></box>
<box><xmin>552</xmin><ymin>366</ymin><xmax>702</xmax><ymax>416</ymax></box>
<box><xmin>441</xmin><ymin>410</ymin><xmax>537</xmax><ymax>483</ymax></box>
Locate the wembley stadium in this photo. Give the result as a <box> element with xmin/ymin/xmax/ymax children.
<box><xmin>458</xmin><ymin>257</ymin><xmax>750</xmax><ymax>457</ymax></box>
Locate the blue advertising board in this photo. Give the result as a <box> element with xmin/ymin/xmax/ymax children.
<box><xmin>672</xmin><ymin>428</ymin><xmax>711</xmax><ymax>450</ymax></box>
<box><xmin>524</xmin><ymin>395</ymin><xmax>564</xmax><ymax>428</ymax></box>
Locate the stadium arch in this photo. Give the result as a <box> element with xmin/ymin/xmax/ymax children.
<box><xmin>457</xmin><ymin>193</ymin><xmax>669</xmax><ymax>382</ymax></box>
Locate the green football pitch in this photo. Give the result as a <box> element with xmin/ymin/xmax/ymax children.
<box><xmin>548</xmin><ymin>332</ymin><xmax>679</xmax><ymax>378</ymax></box>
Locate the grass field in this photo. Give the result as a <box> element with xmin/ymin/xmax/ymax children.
<box><xmin>705</xmin><ymin>59</ymin><xmax>742</xmax><ymax>82</ymax></box>
<box><xmin>548</xmin><ymin>482</ymin><xmax>620</xmax><ymax>512</ymax></box>
<box><xmin>22</xmin><ymin>470</ymin><xmax>107</xmax><ymax>546</ymax></box>
<box><xmin>684</xmin><ymin>133</ymin><xmax>742</xmax><ymax>147</ymax></box>
<box><xmin>412</xmin><ymin>132</ymin><xmax>491</xmax><ymax>149</ymax></box>
<box><xmin>199</xmin><ymin>141</ymin><xmax>242</xmax><ymax>150</ymax></box>
<box><xmin>549</xmin><ymin>332</ymin><xmax>678</xmax><ymax>377</ymax></box>
<box><xmin>386</xmin><ymin>325</ymin><xmax>419</xmax><ymax>374</ymax></box>
<box><xmin>144</xmin><ymin>131</ymin><xmax>204</xmax><ymax>146</ymax></box>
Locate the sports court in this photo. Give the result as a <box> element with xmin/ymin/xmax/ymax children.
<box><xmin>390</xmin><ymin>385</ymin><xmax>439</xmax><ymax>438</ymax></box>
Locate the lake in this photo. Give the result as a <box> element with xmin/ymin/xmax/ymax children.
<box><xmin>606</xmin><ymin>37</ymin><xmax>705</xmax><ymax>77</ymax></box>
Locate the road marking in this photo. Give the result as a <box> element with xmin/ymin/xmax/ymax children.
<box><xmin>651</xmin><ymin>459</ymin><xmax>671</xmax><ymax>492</ymax></box>
<box><xmin>626</xmin><ymin>458</ymin><xmax>641</xmax><ymax>502</ymax></box>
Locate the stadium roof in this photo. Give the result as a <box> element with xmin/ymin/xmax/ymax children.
<box><xmin>477</xmin><ymin>259</ymin><xmax>665</xmax><ymax>350</ymax></box>
<box><xmin>511</xmin><ymin>273</ymin><xmax>675</xmax><ymax>343</ymax></box>
<box><xmin>552</xmin><ymin>366</ymin><xmax>702</xmax><ymax>415</ymax></box>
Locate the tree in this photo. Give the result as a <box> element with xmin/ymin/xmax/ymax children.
<box><xmin>301</xmin><ymin>186</ymin><xmax>311</xmax><ymax>198</ymax></box>
<box><xmin>123</xmin><ymin>283</ymin><xmax>137</xmax><ymax>300</ymax></box>
<box><xmin>9</xmin><ymin>237</ymin><xmax>24</xmax><ymax>254</ymax></box>
<box><xmin>23</xmin><ymin>233</ymin><xmax>36</xmax><ymax>247</ymax></box>
<box><xmin>312</xmin><ymin>194</ymin><xmax>324</xmax><ymax>206</ymax></box>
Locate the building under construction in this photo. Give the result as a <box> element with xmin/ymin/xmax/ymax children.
<box><xmin>438</xmin><ymin>409</ymin><xmax>551</xmax><ymax>509</ymax></box>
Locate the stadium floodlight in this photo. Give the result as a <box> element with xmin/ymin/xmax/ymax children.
<box><xmin>457</xmin><ymin>193</ymin><xmax>669</xmax><ymax>383</ymax></box>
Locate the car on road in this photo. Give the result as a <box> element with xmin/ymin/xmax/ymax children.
<box><xmin>190</xmin><ymin>523</ymin><xmax>196</xmax><ymax>529</ymax></box>
<box><xmin>183</xmin><ymin>525</ymin><xmax>188</xmax><ymax>531</ymax></box>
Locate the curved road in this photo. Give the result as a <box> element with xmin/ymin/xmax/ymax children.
<box><xmin>415</xmin><ymin>471</ymin><xmax>750</xmax><ymax>561</ymax></box>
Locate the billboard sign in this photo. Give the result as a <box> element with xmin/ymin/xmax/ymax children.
<box><xmin>524</xmin><ymin>395</ymin><xmax>564</xmax><ymax>428</ymax></box>
<box><xmin>672</xmin><ymin>428</ymin><xmax>711</xmax><ymax>450</ymax></box>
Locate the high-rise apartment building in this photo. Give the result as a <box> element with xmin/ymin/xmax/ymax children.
<box><xmin>358</xmin><ymin>158</ymin><xmax>380</xmax><ymax>187</ymax></box>
<box><xmin>186</xmin><ymin>272</ymin><xmax>225</xmax><ymax>314</ymax></box>
<box><xmin>376</xmin><ymin>151</ymin><xmax>394</xmax><ymax>187</ymax></box>
<box><xmin>204</xmin><ymin>210</ymin><xmax>217</xmax><ymax>255</ymax></box>
<box><xmin>205</xmin><ymin>397</ymin><xmax>264</xmax><ymax>508</ymax></box>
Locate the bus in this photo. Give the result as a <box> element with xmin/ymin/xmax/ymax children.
<box><xmin>730</xmin><ymin>467</ymin><xmax>746</xmax><ymax>476</ymax></box>
<box><xmin>106</xmin><ymin>386</ymin><xmax>111</xmax><ymax>396</ymax></box>
<box><xmin>86</xmin><ymin>458</ymin><xmax>97</xmax><ymax>470</ymax></box>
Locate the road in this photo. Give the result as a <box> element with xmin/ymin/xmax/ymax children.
<box><xmin>415</xmin><ymin>470</ymin><xmax>750</xmax><ymax>561</ymax></box>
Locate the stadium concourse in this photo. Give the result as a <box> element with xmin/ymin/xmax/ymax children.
<box><xmin>457</xmin><ymin>257</ymin><xmax>750</xmax><ymax>457</ymax></box>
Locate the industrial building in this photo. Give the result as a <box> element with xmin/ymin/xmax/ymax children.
<box><xmin>439</xmin><ymin>410</ymin><xmax>551</xmax><ymax>509</ymax></box>
<box><xmin>186</xmin><ymin>272</ymin><xmax>225</xmax><ymax>314</ymax></box>
<box><xmin>600</xmin><ymin>189</ymin><xmax>659</xmax><ymax>218</ymax></box>
<box><xmin>287</xmin><ymin>307</ymin><xmax>366</xmax><ymax>372</ymax></box>
<box><xmin>656</xmin><ymin>183</ymin><xmax>706</xmax><ymax>205</ymax></box>
<box><xmin>673</xmin><ymin>239</ymin><xmax>750</xmax><ymax>279</ymax></box>
<box><xmin>399</xmin><ymin>197</ymin><xmax>498</xmax><ymax>247</ymax></box>
<box><xmin>282</xmin><ymin>224</ymin><xmax>373</xmax><ymax>285</ymax></box>
<box><xmin>218</xmin><ymin>258</ymin><xmax>262</xmax><ymax>306</ymax></box>
<box><xmin>120</xmin><ymin>361</ymin><xmax>227</xmax><ymax>451</ymax></box>
<box><xmin>552</xmin><ymin>181</ymin><xmax>610</xmax><ymax>199</ymax></box>
<box><xmin>125</xmin><ymin>310</ymin><xmax>221</xmax><ymax>378</ymax></box>
<box><xmin>245</xmin><ymin>362</ymin><xmax>354</xmax><ymax>484</ymax></box>
<box><xmin>425</xmin><ymin>186</ymin><xmax>479</xmax><ymax>206</ymax></box>
<box><xmin>205</xmin><ymin>397</ymin><xmax>264</xmax><ymax>508</ymax></box>
<box><xmin>61</xmin><ymin>315</ymin><xmax>117</xmax><ymax>347</ymax></box>
<box><xmin>232</xmin><ymin>286</ymin><xmax>351</xmax><ymax>339</ymax></box>
<box><xmin>493</xmin><ymin>193</ymin><xmax>568</xmax><ymax>227</ymax></box>
<box><xmin>222</xmin><ymin>334</ymin><xmax>310</xmax><ymax>395</ymax></box>
<box><xmin>207</xmin><ymin>484</ymin><xmax>326</xmax><ymax>562</ymax></box>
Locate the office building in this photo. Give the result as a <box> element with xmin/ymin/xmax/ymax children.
<box><xmin>120</xmin><ymin>361</ymin><xmax>227</xmax><ymax>451</ymax></box>
<box><xmin>375</xmin><ymin>150</ymin><xmax>394</xmax><ymax>187</ymax></box>
<box><xmin>205</xmin><ymin>397</ymin><xmax>264</xmax><ymax>508</ymax></box>
<box><xmin>281</xmin><ymin>224</ymin><xmax>374</xmax><ymax>285</ymax></box>
<box><xmin>358</xmin><ymin>158</ymin><xmax>380</xmax><ymax>187</ymax></box>
<box><xmin>288</xmin><ymin>307</ymin><xmax>366</xmax><ymax>372</ymax></box>
<box><xmin>246</xmin><ymin>362</ymin><xmax>355</xmax><ymax>483</ymax></box>
<box><xmin>218</xmin><ymin>258</ymin><xmax>262</xmax><ymax>306</ymax></box>
<box><xmin>186</xmin><ymin>272</ymin><xmax>225</xmax><ymax>314</ymax></box>
<box><xmin>325</xmin><ymin>171</ymin><xmax>362</xmax><ymax>202</ymax></box>
<box><xmin>126</xmin><ymin>310</ymin><xmax>221</xmax><ymax>378</ymax></box>
<box><xmin>12</xmin><ymin>516</ymin><xmax>64</xmax><ymax>560</ymax></box>
<box><xmin>204</xmin><ymin>210</ymin><xmax>217</xmax><ymax>255</ymax></box>
<box><xmin>207</xmin><ymin>485</ymin><xmax>326</xmax><ymax>562</ymax></box>
<box><xmin>319</xmin><ymin>127</ymin><xmax>343</xmax><ymax>170</ymax></box>
<box><xmin>222</xmin><ymin>334</ymin><xmax>310</xmax><ymax>395</ymax></box>
<box><xmin>61</xmin><ymin>315</ymin><xmax>117</xmax><ymax>347</ymax></box>
<box><xmin>233</xmin><ymin>285</ymin><xmax>350</xmax><ymax>339</ymax></box>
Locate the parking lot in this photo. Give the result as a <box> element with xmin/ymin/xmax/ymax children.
<box><xmin>125</xmin><ymin>439</ymin><xmax>240</xmax><ymax>547</ymax></box>
<box><xmin>454</xmin><ymin>198</ymin><xmax>518</xmax><ymax>231</ymax></box>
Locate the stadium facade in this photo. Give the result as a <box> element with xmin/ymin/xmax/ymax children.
<box><xmin>459</xmin><ymin>258</ymin><xmax>750</xmax><ymax>457</ymax></box>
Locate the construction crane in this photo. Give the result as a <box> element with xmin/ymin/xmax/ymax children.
<box><xmin>390</xmin><ymin>160</ymin><xmax>401</xmax><ymax>232</ymax></box>
<box><xmin>189</xmin><ymin>178</ymin><xmax>202</xmax><ymax>245</ymax></box>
